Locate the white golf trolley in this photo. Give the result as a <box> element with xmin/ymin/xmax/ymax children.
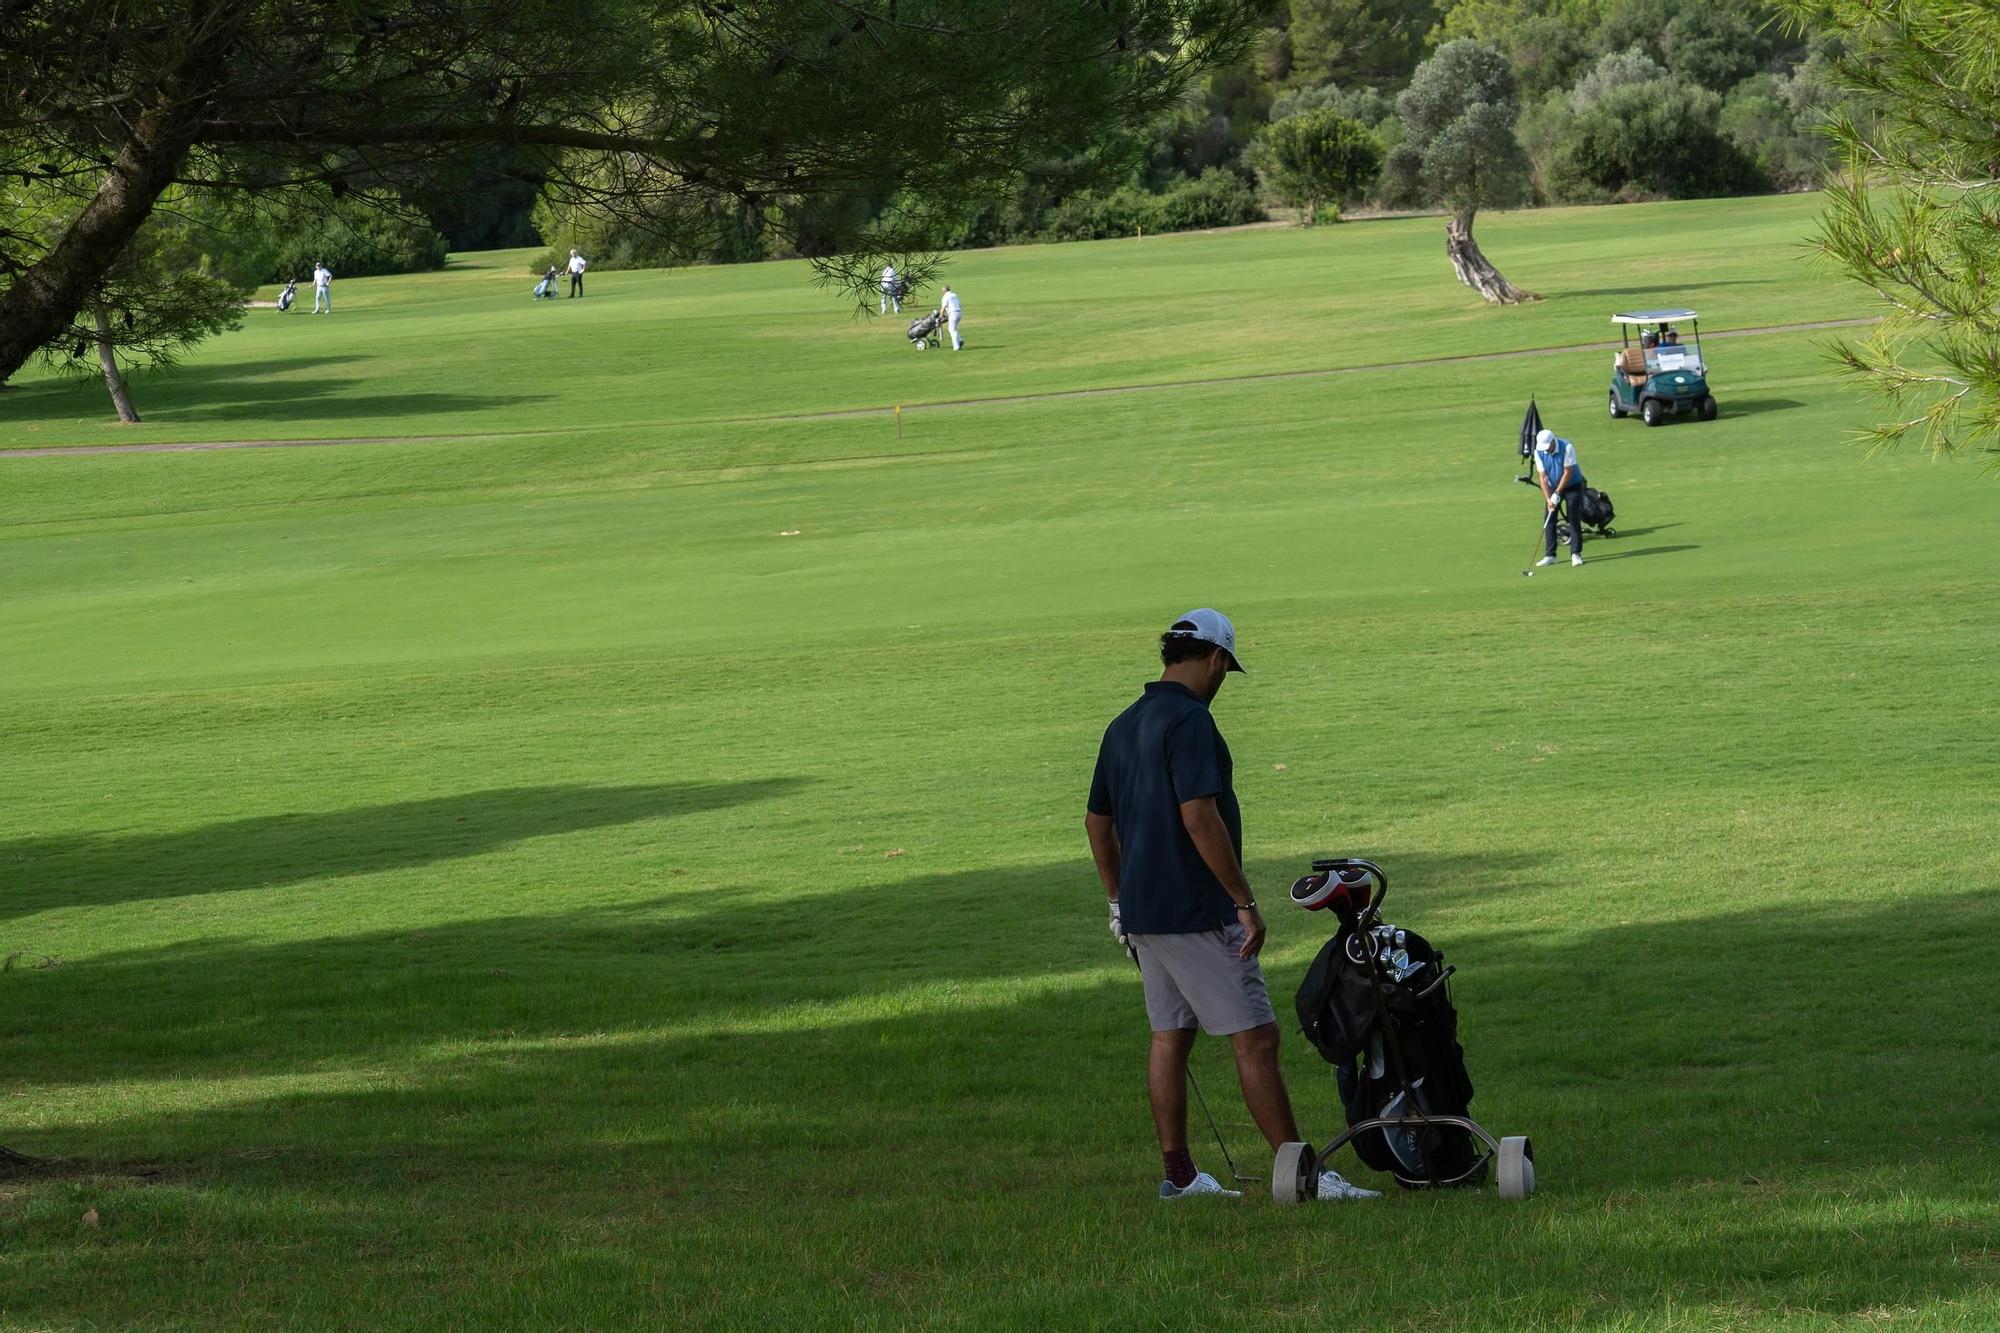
<box><xmin>1272</xmin><ymin>858</ymin><xmax>1537</xmax><ymax>1204</ymax></box>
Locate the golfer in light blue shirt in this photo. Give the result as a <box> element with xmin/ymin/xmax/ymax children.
<box><xmin>1533</xmin><ymin>428</ymin><xmax>1586</xmax><ymax>567</ymax></box>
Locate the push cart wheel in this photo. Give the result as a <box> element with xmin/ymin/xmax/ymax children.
<box><xmin>914</xmin><ymin>339</ymin><xmax>927</xmax><ymax>351</ymax></box>
<box><xmin>1496</xmin><ymin>1136</ymin><xmax>1536</xmax><ymax>1201</ymax></box>
<box><xmin>1272</xmin><ymin>1141</ymin><xmax>1314</xmax><ymax>1205</ymax></box>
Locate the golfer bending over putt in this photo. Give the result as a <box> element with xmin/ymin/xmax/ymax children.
<box><xmin>1086</xmin><ymin>609</ymin><xmax>1379</xmax><ymax>1202</ymax></box>
<box><xmin>1532</xmin><ymin>427</ymin><xmax>1586</xmax><ymax>567</ymax></box>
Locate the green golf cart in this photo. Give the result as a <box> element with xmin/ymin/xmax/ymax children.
<box><xmin>1608</xmin><ymin>309</ymin><xmax>1716</xmax><ymax>426</ymax></box>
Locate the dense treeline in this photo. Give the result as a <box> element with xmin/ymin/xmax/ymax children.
<box><xmin>526</xmin><ymin>0</ymin><xmax>1856</xmax><ymax>270</ymax></box>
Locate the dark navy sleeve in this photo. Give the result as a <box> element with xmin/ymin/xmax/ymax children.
<box><xmin>1165</xmin><ymin>710</ymin><xmax>1224</xmax><ymax>805</ymax></box>
<box><xmin>1086</xmin><ymin>738</ymin><xmax>1114</xmax><ymax>815</ymax></box>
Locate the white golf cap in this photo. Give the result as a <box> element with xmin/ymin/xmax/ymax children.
<box><xmin>1536</xmin><ymin>428</ymin><xmax>1555</xmax><ymax>448</ymax></box>
<box><xmin>1167</xmin><ymin>608</ymin><xmax>1245</xmax><ymax>672</ymax></box>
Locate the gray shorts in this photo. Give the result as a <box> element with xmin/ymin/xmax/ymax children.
<box><xmin>1128</xmin><ymin>924</ymin><xmax>1278</xmax><ymax>1036</ymax></box>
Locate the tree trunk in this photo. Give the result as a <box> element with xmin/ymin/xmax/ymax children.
<box><xmin>94</xmin><ymin>305</ymin><xmax>140</xmax><ymax>423</ymax></box>
<box><xmin>0</xmin><ymin>111</ymin><xmax>198</xmax><ymax>383</ymax></box>
<box><xmin>1445</xmin><ymin>210</ymin><xmax>1538</xmax><ymax>305</ymax></box>
<box><xmin>1</xmin><ymin>1143</ymin><xmax>45</xmax><ymax>1170</ymax></box>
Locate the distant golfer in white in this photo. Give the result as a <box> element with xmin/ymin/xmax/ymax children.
<box><xmin>939</xmin><ymin>284</ymin><xmax>963</xmax><ymax>350</ymax></box>
<box><xmin>880</xmin><ymin>263</ymin><xmax>901</xmax><ymax>315</ymax></box>
<box><xmin>311</xmin><ymin>261</ymin><xmax>333</xmax><ymax>315</ymax></box>
<box><xmin>567</xmin><ymin>249</ymin><xmax>587</xmax><ymax>297</ymax></box>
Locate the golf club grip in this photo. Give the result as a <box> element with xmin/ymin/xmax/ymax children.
<box><xmin>1413</xmin><ymin>964</ymin><xmax>1455</xmax><ymax>1001</ymax></box>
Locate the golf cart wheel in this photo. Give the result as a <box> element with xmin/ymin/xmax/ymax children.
<box><xmin>1641</xmin><ymin>398</ymin><xmax>1664</xmax><ymax>427</ymax></box>
<box><xmin>1496</xmin><ymin>1136</ymin><xmax>1536</xmax><ymax>1201</ymax></box>
<box><xmin>1272</xmin><ymin>1141</ymin><xmax>1314</xmax><ymax>1205</ymax></box>
<box><xmin>1699</xmin><ymin>395</ymin><xmax>1718</xmax><ymax>421</ymax></box>
<box><xmin>1608</xmin><ymin>390</ymin><xmax>1627</xmax><ymax>419</ymax></box>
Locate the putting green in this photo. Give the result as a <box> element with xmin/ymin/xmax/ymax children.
<box><xmin>3</xmin><ymin>195</ymin><xmax>1997</xmax><ymax>1329</ymax></box>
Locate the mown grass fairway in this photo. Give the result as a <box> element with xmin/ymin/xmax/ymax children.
<box><xmin>4</xmin><ymin>195</ymin><xmax>1997</xmax><ymax>1329</ymax></box>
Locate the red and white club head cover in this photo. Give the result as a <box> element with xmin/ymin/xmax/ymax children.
<box><xmin>1289</xmin><ymin>868</ymin><xmax>1372</xmax><ymax>916</ymax></box>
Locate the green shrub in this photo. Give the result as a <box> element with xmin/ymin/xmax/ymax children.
<box><xmin>1720</xmin><ymin>61</ymin><xmax>1846</xmax><ymax>191</ymax></box>
<box><xmin>1547</xmin><ymin>80</ymin><xmax>1769</xmax><ymax>202</ymax></box>
<box><xmin>261</xmin><ymin>201</ymin><xmax>449</xmax><ymax>282</ymax></box>
<box><xmin>1038</xmin><ymin>169</ymin><xmax>1263</xmax><ymax>242</ymax></box>
<box><xmin>1249</xmin><ymin>110</ymin><xmax>1383</xmax><ymax>224</ymax></box>
<box><xmin>1147</xmin><ymin>168</ymin><xmax>1265</xmax><ymax>232</ymax></box>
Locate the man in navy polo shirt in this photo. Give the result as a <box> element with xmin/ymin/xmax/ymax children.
<box><xmin>1086</xmin><ymin>609</ymin><xmax>1379</xmax><ymax>1202</ymax></box>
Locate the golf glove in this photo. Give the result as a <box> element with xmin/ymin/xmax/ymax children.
<box><xmin>1109</xmin><ymin>900</ymin><xmax>1128</xmax><ymax>947</ymax></box>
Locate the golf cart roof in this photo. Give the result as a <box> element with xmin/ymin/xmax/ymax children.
<box><xmin>1611</xmin><ymin>309</ymin><xmax>1697</xmax><ymax>325</ymax></box>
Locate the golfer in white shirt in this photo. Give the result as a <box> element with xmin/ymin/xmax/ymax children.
<box><xmin>567</xmin><ymin>249</ymin><xmax>587</xmax><ymax>297</ymax></box>
<box><xmin>312</xmin><ymin>262</ymin><xmax>333</xmax><ymax>314</ymax></box>
<box><xmin>880</xmin><ymin>264</ymin><xmax>901</xmax><ymax>315</ymax></box>
<box><xmin>940</xmin><ymin>285</ymin><xmax>962</xmax><ymax>350</ymax></box>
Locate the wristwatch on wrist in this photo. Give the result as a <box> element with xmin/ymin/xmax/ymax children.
<box><xmin>1235</xmin><ymin>899</ymin><xmax>1256</xmax><ymax>911</ymax></box>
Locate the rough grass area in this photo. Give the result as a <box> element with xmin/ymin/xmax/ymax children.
<box><xmin>4</xmin><ymin>195</ymin><xmax>1997</xmax><ymax>1329</ymax></box>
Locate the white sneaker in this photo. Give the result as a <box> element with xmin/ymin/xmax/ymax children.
<box><xmin>1571</xmin><ymin>554</ymin><xmax>1584</xmax><ymax>567</ymax></box>
<box><xmin>1315</xmin><ymin>1169</ymin><xmax>1383</xmax><ymax>1200</ymax></box>
<box><xmin>1159</xmin><ymin>1171</ymin><xmax>1241</xmax><ymax>1200</ymax></box>
<box><xmin>1534</xmin><ymin>556</ymin><xmax>1557</xmax><ymax>567</ymax></box>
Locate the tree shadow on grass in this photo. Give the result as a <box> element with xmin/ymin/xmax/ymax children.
<box><xmin>2</xmin><ymin>874</ymin><xmax>1995</xmax><ymax>1324</ymax></box>
<box><xmin>1723</xmin><ymin>397</ymin><xmax>1808</xmax><ymax>417</ymax></box>
<box><xmin>0</xmin><ymin>357</ymin><xmax>548</xmax><ymax>430</ymax></box>
<box><xmin>0</xmin><ymin>357</ymin><xmax>372</xmax><ymax>423</ymax></box>
<box><xmin>1554</xmin><ymin>279</ymin><xmax>1774</xmax><ymax>300</ymax></box>
<box><xmin>0</xmin><ymin>779</ymin><xmax>808</xmax><ymax>921</ymax></box>
<box><xmin>164</xmin><ymin>382</ymin><xmax>552</xmax><ymax>424</ymax></box>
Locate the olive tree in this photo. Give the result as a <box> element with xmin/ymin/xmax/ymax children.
<box><xmin>1385</xmin><ymin>40</ymin><xmax>1538</xmax><ymax>303</ymax></box>
<box><xmin>0</xmin><ymin>0</ymin><xmax>1264</xmax><ymax>384</ymax></box>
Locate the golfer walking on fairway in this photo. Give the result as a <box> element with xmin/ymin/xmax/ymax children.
<box><xmin>1533</xmin><ymin>427</ymin><xmax>1585</xmax><ymax>567</ymax></box>
<box><xmin>311</xmin><ymin>261</ymin><xmax>333</xmax><ymax>315</ymax></box>
<box><xmin>567</xmin><ymin>248</ymin><xmax>587</xmax><ymax>297</ymax></box>
<box><xmin>1086</xmin><ymin>609</ymin><xmax>1379</xmax><ymax>1202</ymax></box>
<box><xmin>939</xmin><ymin>285</ymin><xmax>962</xmax><ymax>350</ymax></box>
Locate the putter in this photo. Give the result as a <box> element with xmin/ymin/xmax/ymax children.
<box><xmin>1126</xmin><ymin>945</ymin><xmax>1254</xmax><ymax>1184</ymax></box>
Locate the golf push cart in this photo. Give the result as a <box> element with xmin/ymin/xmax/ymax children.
<box><xmin>1272</xmin><ymin>858</ymin><xmax>1536</xmax><ymax>1204</ymax></box>
<box><xmin>1608</xmin><ymin>309</ymin><xmax>1716</xmax><ymax>427</ymax></box>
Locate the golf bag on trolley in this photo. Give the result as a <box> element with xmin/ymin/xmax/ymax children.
<box><xmin>1276</xmin><ymin>859</ymin><xmax>1535</xmax><ymax>1203</ymax></box>
<box><xmin>1295</xmin><ymin>914</ymin><xmax>1484</xmax><ymax>1188</ymax></box>
<box><xmin>1573</xmin><ymin>486</ymin><xmax>1616</xmax><ymax>534</ymax></box>
<box><xmin>907</xmin><ymin>309</ymin><xmax>944</xmax><ymax>350</ymax></box>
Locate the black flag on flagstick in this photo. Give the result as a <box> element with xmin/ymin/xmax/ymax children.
<box><xmin>1518</xmin><ymin>398</ymin><xmax>1542</xmax><ymax>460</ymax></box>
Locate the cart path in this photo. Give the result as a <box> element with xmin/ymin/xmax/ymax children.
<box><xmin>0</xmin><ymin>316</ymin><xmax>1878</xmax><ymax>459</ymax></box>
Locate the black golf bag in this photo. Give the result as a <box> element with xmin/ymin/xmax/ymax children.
<box><xmin>277</xmin><ymin>280</ymin><xmax>297</xmax><ymax>312</ymax></box>
<box><xmin>907</xmin><ymin>310</ymin><xmax>943</xmax><ymax>346</ymax></box>
<box><xmin>1296</xmin><ymin>922</ymin><xmax>1483</xmax><ymax>1188</ymax></box>
<box><xmin>1574</xmin><ymin>486</ymin><xmax>1616</xmax><ymax>535</ymax></box>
